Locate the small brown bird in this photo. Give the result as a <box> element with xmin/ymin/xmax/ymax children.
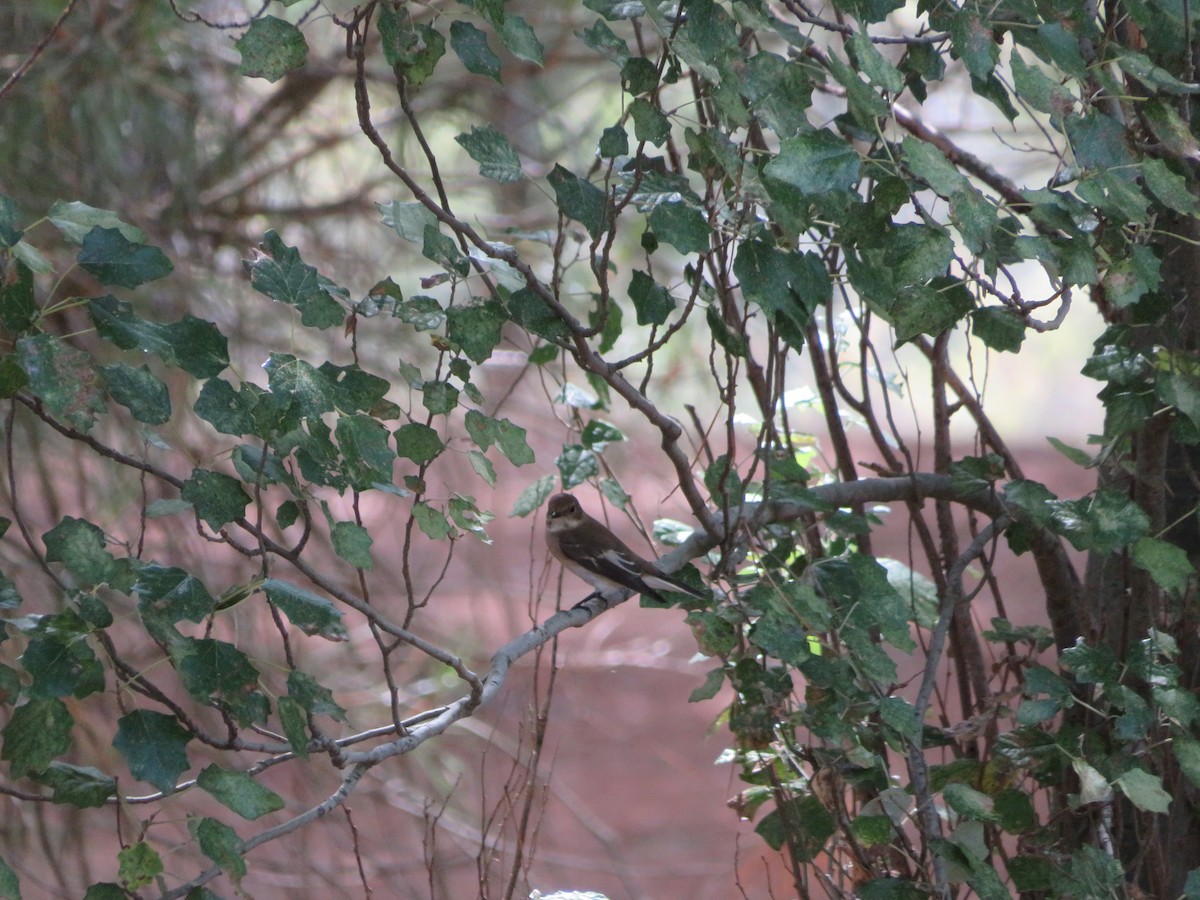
<box><xmin>544</xmin><ymin>492</ymin><xmax>706</xmax><ymax>605</ymax></box>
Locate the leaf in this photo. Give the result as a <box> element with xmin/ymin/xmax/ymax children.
<box><xmin>16</xmin><ymin>334</ymin><xmax>104</xmax><ymax>432</ymax></box>
<box><xmin>584</xmin><ymin>0</ymin><xmax>646</xmax><ymax>19</ymax></box>
<box><xmin>394</xmin><ymin>422</ymin><xmax>443</xmax><ymax>464</ymax></box>
<box><xmin>421</xmin><ymin>224</ymin><xmax>470</xmax><ymax>276</ymax></box>
<box><xmin>88</xmin><ymin>295</ymin><xmax>229</xmax><ymax>378</ymax></box>
<box><xmin>262</xmin><ymin>579</ymin><xmax>348</xmax><ymax>641</ymax></box>
<box><xmin>194</xmin><ymin>817</ymin><xmax>246</xmax><ymax>880</ymax></box>
<box><xmin>511</xmin><ymin>475</ymin><xmax>556</xmax><ymax>517</ymax></box>
<box><xmin>943</xmin><ymin>783</ymin><xmax>1001</xmax><ymax>823</ymax></box>
<box><xmin>449</xmin><ymin>20</ymin><xmax>501</xmax><ymax>82</ymax></box>
<box><xmin>508</xmin><ymin>287</ymin><xmax>571</xmax><ymax>341</ymax></box>
<box><xmin>32</xmin><ymin>762</ymin><xmax>115</xmax><ymax>808</ymax></box>
<box><xmin>287</xmin><ymin>669</ymin><xmax>347</xmax><ymax>723</ymax></box>
<box><xmin>851</xmin><ymin>31</ymin><xmax>904</xmax><ymax>93</ymax></box>
<box><xmin>455</xmin><ymin>125</ymin><xmax>522</xmax><ymax>183</ymax></box>
<box><xmin>630</xmin><ymin>97</ymin><xmax>670</xmax><ymax>145</ymax></box>
<box><xmin>1</xmin><ymin>698</ymin><xmax>73</xmax><ymax>777</ymax></box>
<box><xmin>180</xmin><ymin>469</ymin><xmax>250</xmax><ymax>530</ymax></box>
<box><xmin>497</xmin><ymin>13</ymin><xmax>544</xmax><ymax>65</ymax></box>
<box><xmin>335</xmin><ymin>414</ymin><xmax>395</xmax><ymax>489</ymax></box>
<box><xmin>1115</xmin><ymin>767</ymin><xmax>1171</xmax><ymax>813</ymax></box>
<box><xmin>197</xmin><ymin>764</ymin><xmax>285</xmax><ymax>820</ymax></box>
<box><xmin>1131</xmin><ymin>537</ymin><xmax>1194</xmax><ymax>594</ymax></box>
<box><xmin>379</xmin><ymin>200</ymin><xmax>439</xmax><ymax>242</ymax></box>
<box><xmin>556</xmin><ymin>445</ymin><xmax>599</xmax><ymax>489</ymax></box>
<box><xmin>576</xmin><ymin>18</ymin><xmax>630</xmax><ymax>64</ymax></box>
<box><xmin>99</xmin><ymin>363</ymin><xmax>172</xmax><ymax>425</ymax></box>
<box><xmin>47</xmin><ymin>200</ymin><xmax>145</xmax><ymax>244</ymax></box>
<box><xmin>1046</xmin><ymin>435</ymin><xmax>1094</xmax><ymax>467</ymax></box>
<box><xmin>331</xmin><ymin>521</ymin><xmax>374</xmax><ymax>570</ymax></box>
<box><xmin>235</xmin><ymin>16</ymin><xmax>308</xmax><ymax>82</ymax></box>
<box><xmin>77</xmin><ymin>227</ymin><xmax>172</xmax><ymax>288</ymax></box>
<box><xmin>412</xmin><ymin>502</ymin><xmax>453</xmax><ymax>539</ymax></box>
<box><xmin>1141</xmin><ymin>159</ymin><xmax>1200</xmax><ymax>216</ymax></box>
<box><xmin>277</xmin><ymin>697</ymin><xmax>309</xmax><ymax>759</ymax></box>
<box><xmin>112</xmin><ymin>710</ymin><xmax>191</xmax><ymax>792</ymax></box>
<box><xmin>628</xmin><ymin>270</ymin><xmax>674</xmax><ymax>325</ymax></box>
<box><xmin>464</xmin><ymin>410</ymin><xmax>534</xmax><ymax>465</ymax></box>
<box><xmin>421</xmin><ymin>380</ymin><xmax>459</xmax><ymax>415</ymax></box>
<box><xmin>0</xmin><ymin>257</ymin><xmax>35</xmax><ymax>332</ymax></box>
<box><xmin>245</xmin><ymin>231</ymin><xmax>345</xmax><ymax>329</ymax></box>
<box><xmin>580</xmin><ymin>419</ymin><xmax>624</xmax><ymax>450</ymax></box>
<box><xmin>446</xmin><ymin>299</ymin><xmax>507</xmax><ymax>362</ymax></box>
<box><xmin>0</xmin><ymin>193</ymin><xmax>23</xmax><ymax>247</ymax></box>
<box><xmin>765</xmin><ymin>130</ymin><xmax>860</xmax><ymax>196</ymax></box>
<box><xmin>43</xmin><ymin>516</ymin><xmax>132</xmax><ymax>589</ymax></box>
<box><xmin>547</xmin><ymin>164</ymin><xmax>608</xmax><ymax>240</ymax></box>
<box><xmin>118</xmin><ymin>842</ymin><xmax>163</xmax><ymax>891</ymax></box>
<box><xmin>22</xmin><ymin>634</ymin><xmax>104</xmax><ymax>700</ymax></box>
<box><xmin>647</xmin><ymin>201</ymin><xmax>710</xmax><ymax>254</ymax></box>
<box><xmin>599</xmin><ymin>124</ymin><xmax>629</xmax><ymax>157</ymax></box>
<box><xmin>133</xmin><ymin>564</ymin><xmax>215</xmax><ymax>624</ymax></box>
<box><xmin>1143</xmin><ymin>98</ymin><xmax>1200</xmax><ymax>162</ymax></box>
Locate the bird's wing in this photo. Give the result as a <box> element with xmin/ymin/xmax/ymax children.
<box><xmin>555</xmin><ymin>530</ymin><xmax>648</xmax><ymax>591</ymax></box>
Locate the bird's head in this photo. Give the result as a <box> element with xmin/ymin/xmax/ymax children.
<box><xmin>546</xmin><ymin>493</ymin><xmax>583</xmax><ymax>532</ymax></box>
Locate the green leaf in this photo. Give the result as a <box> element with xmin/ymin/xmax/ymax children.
<box><xmin>379</xmin><ymin>200</ymin><xmax>439</xmax><ymax>243</ymax></box>
<box><xmin>449</xmin><ymin>20</ymin><xmax>502</xmax><ymax>82</ymax></box>
<box><xmin>556</xmin><ymin>444</ymin><xmax>599</xmax><ymax>489</ymax></box>
<box><xmin>197</xmin><ymin>764</ymin><xmax>285</xmax><ymax>820</ymax></box>
<box><xmin>765</xmin><ymin>130</ymin><xmax>861</xmax><ymax>196</ymax></box>
<box><xmin>235</xmin><ymin>16</ymin><xmax>308</xmax><ymax>82</ymax></box>
<box><xmin>647</xmin><ymin>201</ymin><xmax>710</xmax><ymax>254</ymax></box>
<box><xmin>246</xmin><ymin>231</ymin><xmax>345</xmax><ymax>329</ymax></box>
<box><xmin>77</xmin><ymin>227</ymin><xmax>173</xmax><ymax>288</ymax></box>
<box><xmin>580</xmin><ymin>419</ymin><xmax>624</xmax><ymax>450</ymax></box>
<box><xmin>194</xmin><ymin>817</ymin><xmax>246</xmax><ymax>880</ymax></box>
<box><xmin>117</xmin><ymin>842</ymin><xmax>163</xmax><ymax>891</ymax></box>
<box><xmin>585</xmin><ymin>0</ymin><xmax>646</xmax><ymax>20</ymax></box>
<box><xmin>287</xmin><ymin>669</ymin><xmax>348</xmax><ymax>723</ymax></box>
<box><xmin>47</xmin><ymin>200</ymin><xmax>145</xmax><ymax>244</ymax></box>
<box><xmin>577</xmin><ymin>18</ymin><xmax>629</xmax><ymax>64</ymax></box>
<box><xmin>22</xmin><ymin>634</ymin><xmax>104</xmax><ymax>700</ymax></box>
<box><xmin>628</xmin><ymin>270</ymin><xmax>674</xmax><ymax>325</ymax></box>
<box><xmin>1143</xmin><ymin>98</ymin><xmax>1200</xmax><ymax>162</ymax></box>
<box><xmin>421</xmin><ymin>380</ymin><xmax>459</xmax><ymax>415</ymax></box>
<box><xmin>547</xmin><ymin>164</ymin><xmax>608</xmax><ymax>240</ymax></box>
<box><xmin>99</xmin><ymin>363</ymin><xmax>172</xmax><ymax>425</ymax></box>
<box><xmin>756</xmin><ymin>796</ymin><xmax>834</xmax><ymax>860</ymax></box>
<box><xmin>133</xmin><ymin>564</ymin><xmax>215</xmax><ymax>624</ymax></box>
<box><xmin>43</xmin><ymin>516</ymin><xmax>131</xmax><ymax>589</ymax></box>
<box><xmin>689</xmin><ymin>667</ymin><xmax>726</xmax><ymax>702</ymax></box>
<box><xmin>970</xmin><ymin>307</ymin><xmax>1024</xmax><ymax>352</ymax></box>
<box><xmin>16</xmin><ymin>334</ymin><xmax>104</xmax><ymax>432</ymax></box>
<box><xmin>1175</xmin><ymin>738</ymin><xmax>1200</xmax><ymax>787</ymax></box>
<box><xmin>395</xmin><ymin>295</ymin><xmax>445</xmax><ymax>331</ymax></box>
<box><xmin>112</xmin><ymin>710</ymin><xmax>190</xmax><ymax>792</ymax></box>
<box><xmin>943</xmin><ymin>783</ymin><xmax>1001</xmax><ymax>823</ymax></box>
<box><xmin>469</xmin><ymin>449</ymin><xmax>497</xmax><ymax>485</ymax></box>
<box><xmin>1141</xmin><ymin>159</ymin><xmax>1200</xmax><ymax>216</ymax></box>
<box><xmin>1</xmin><ymin>698</ymin><xmax>73</xmax><ymax>777</ymax></box>
<box><xmin>335</xmin><ymin>414</ymin><xmax>395</xmax><ymax>489</ymax></box>
<box><xmin>331</xmin><ymin>521</ymin><xmax>374</xmax><ymax>570</ymax></box>
<box><xmin>421</xmin><ymin>224</ymin><xmax>470</xmax><ymax>276</ymax></box>
<box><xmin>446</xmin><ymin>299</ymin><xmax>507</xmax><ymax>362</ymax></box>
<box><xmin>32</xmin><ymin>762</ymin><xmax>115</xmax><ymax>808</ymax></box>
<box><xmin>174</xmin><ymin>638</ymin><xmax>262</xmax><ymax>720</ymax></box>
<box><xmin>508</xmin><ymin>287</ymin><xmax>571</xmax><ymax>341</ymax></box>
<box><xmin>455</xmin><ymin>125</ymin><xmax>522</xmax><ymax>183</ymax></box>
<box><xmin>412</xmin><ymin>502</ymin><xmax>453</xmax><ymax>539</ymax></box>
<box><xmin>1131</xmin><ymin>537</ymin><xmax>1194</xmax><ymax>594</ymax></box>
<box><xmin>394</xmin><ymin>423</ymin><xmax>444</xmax><ymax>464</ymax></box>
<box><xmin>88</xmin><ymin>295</ymin><xmax>228</xmax><ymax>378</ymax></box>
<box><xmin>262</xmin><ymin>579</ymin><xmax>348</xmax><ymax>641</ymax></box>
<box><xmin>0</xmin><ymin>194</ymin><xmax>23</xmax><ymax>247</ymax></box>
<box><xmin>902</xmin><ymin>135</ymin><xmax>970</xmax><ymax>196</ymax></box>
<box><xmin>511</xmin><ymin>475</ymin><xmax>556</xmax><ymax>517</ymax></box>
<box><xmin>277</xmin><ymin>696</ymin><xmax>309</xmax><ymax>758</ymax></box>
<box><xmin>463</xmin><ymin>410</ymin><xmax>534</xmax><ymax>465</ymax></box>
<box><xmin>851</xmin><ymin>31</ymin><xmax>904</xmax><ymax>93</ymax></box>
<box><xmin>599</xmin><ymin>124</ymin><xmax>629</xmax><ymax>157</ymax></box>
<box><xmin>378</xmin><ymin>9</ymin><xmax>445</xmax><ymax>85</ymax></box>
<box><xmin>630</xmin><ymin>97</ymin><xmax>670</xmax><ymax>145</ymax></box>
<box><xmin>0</xmin><ymin>257</ymin><xmax>35</xmax><ymax>332</ymax></box>
<box><xmin>0</xmin><ymin>352</ymin><xmax>28</xmax><ymax>398</ymax></box>
<box><xmin>180</xmin><ymin>469</ymin><xmax>250</xmax><ymax>530</ymax></box>
<box><xmin>1115</xmin><ymin>767</ymin><xmax>1171</xmax><ymax>813</ymax></box>
<box><xmin>497</xmin><ymin>13</ymin><xmax>544</xmax><ymax>65</ymax></box>
<box><xmin>1049</xmin><ymin>491</ymin><xmax>1150</xmax><ymax>553</ymax></box>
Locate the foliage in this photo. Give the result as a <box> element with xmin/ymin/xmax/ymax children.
<box><xmin>2</xmin><ymin>0</ymin><xmax>1200</xmax><ymax>896</ymax></box>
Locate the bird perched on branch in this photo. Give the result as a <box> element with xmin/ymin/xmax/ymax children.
<box><xmin>545</xmin><ymin>492</ymin><xmax>707</xmax><ymax>606</ymax></box>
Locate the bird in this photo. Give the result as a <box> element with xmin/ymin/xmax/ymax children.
<box><xmin>544</xmin><ymin>492</ymin><xmax>707</xmax><ymax>606</ymax></box>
